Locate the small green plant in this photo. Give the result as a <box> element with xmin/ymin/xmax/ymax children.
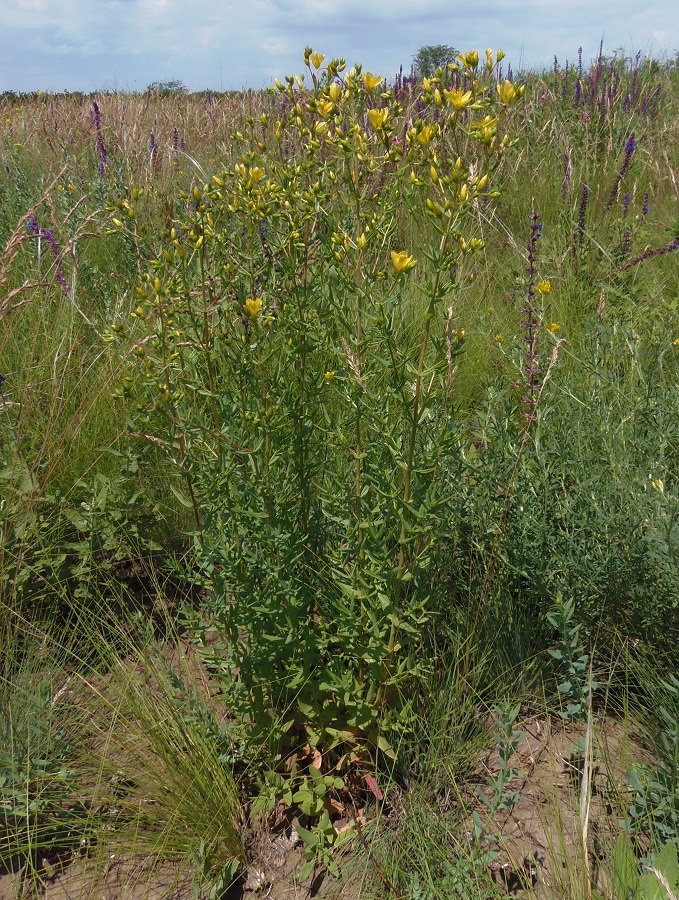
<box><xmin>476</xmin><ymin>700</ymin><xmax>523</xmax><ymax>819</ymax></box>
<box><xmin>295</xmin><ymin>810</ymin><xmax>345</xmax><ymax>881</ymax></box>
<box><xmin>469</xmin><ymin>699</ymin><xmax>523</xmax><ymax>870</ymax></box>
<box><xmin>626</xmin><ymin>675</ymin><xmax>679</xmax><ymax>844</ymax></box>
<box><xmin>0</xmin><ymin>672</ymin><xmax>82</xmax><ymax>870</ymax></box>
<box><xmin>547</xmin><ymin>593</ymin><xmax>599</xmax><ymax>723</ymax></box>
<box><xmin>251</xmin><ymin>762</ymin><xmax>347</xmax><ymax>880</ymax></box>
<box><xmin>404</xmin><ymin>850</ymin><xmax>498</xmax><ymax>899</ymax></box>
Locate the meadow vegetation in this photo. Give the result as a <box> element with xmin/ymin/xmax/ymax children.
<box><xmin>1</xmin><ymin>43</ymin><xmax>679</xmax><ymax>899</ymax></box>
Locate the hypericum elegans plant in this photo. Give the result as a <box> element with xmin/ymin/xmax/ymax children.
<box><xmin>115</xmin><ymin>48</ymin><xmax>524</xmax><ymax>765</ymax></box>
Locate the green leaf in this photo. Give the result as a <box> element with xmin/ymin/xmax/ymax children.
<box><xmin>613</xmin><ymin>832</ymin><xmax>640</xmax><ymax>899</ymax></box>
<box><xmin>169</xmin><ymin>481</ymin><xmax>195</xmax><ymax>508</ymax></box>
<box><xmin>294</xmin><ymin>821</ymin><xmax>318</xmax><ymax>847</ymax></box>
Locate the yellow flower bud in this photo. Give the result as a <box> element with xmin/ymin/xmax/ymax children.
<box><xmin>497</xmin><ymin>80</ymin><xmax>517</xmax><ymax>104</ymax></box>
<box><xmin>310</xmin><ymin>51</ymin><xmax>325</xmax><ymax>69</ymax></box>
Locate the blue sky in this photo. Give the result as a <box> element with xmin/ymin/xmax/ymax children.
<box><xmin>0</xmin><ymin>0</ymin><xmax>677</xmax><ymax>93</ymax></box>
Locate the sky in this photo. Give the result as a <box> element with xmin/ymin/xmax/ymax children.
<box><xmin>0</xmin><ymin>0</ymin><xmax>677</xmax><ymax>94</ymax></box>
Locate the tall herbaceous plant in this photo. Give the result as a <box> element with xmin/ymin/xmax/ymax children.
<box><xmin>117</xmin><ymin>49</ymin><xmax>523</xmax><ymax>762</ymax></box>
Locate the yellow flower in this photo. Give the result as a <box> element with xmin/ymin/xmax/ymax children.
<box><xmin>324</xmin><ymin>370</ymin><xmax>335</xmax><ymax>380</ymax></box>
<box><xmin>536</xmin><ymin>280</ymin><xmax>552</xmax><ymax>294</ymax></box>
<box><xmin>363</xmin><ymin>72</ymin><xmax>383</xmax><ymax>91</ymax></box>
<box><xmin>546</xmin><ymin>322</ymin><xmax>560</xmax><ymax>333</ymax></box>
<box><xmin>457</xmin><ymin>328</ymin><xmax>465</xmax><ymax>340</ymax></box>
<box><xmin>328</xmin><ymin>82</ymin><xmax>342</xmax><ymax>101</ymax></box>
<box><xmin>317</xmin><ymin>100</ymin><xmax>334</xmax><ymax>118</ymax></box>
<box><xmin>497</xmin><ymin>79</ymin><xmax>517</xmax><ymax>104</ymax></box>
<box><xmin>368</xmin><ymin>108</ymin><xmax>388</xmax><ymax>130</ymax></box>
<box><xmin>249</xmin><ymin>167</ymin><xmax>264</xmax><ymax>183</ymax></box>
<box><xmin>390</xmin><ymin>250</ymin><xmax>417</xmax><ymax>274</ymax></box>
<box><xmin>471</xmin><ymin>114</ymin><xmax>499</xmax><ymax>130</ymax></box>
<box><xmin>310</xmin><ymin>51</ymin><xmax>325</xmax><ymax>69</ymax></box>
<box><xmin>673</xmin><ymin>338</ymin><xmax>679</xmax><ymax>346</ymax></box>
<box><xmin>244</xmin><ymin>297</ymin><xmax>262</xmax><ymax>317</ymax></box>
<box><xmin>485</xmin><ymin>48</ymin><xmax>493</xmax><ymax>70</ymax></box>
<box><xmin>443</xmin><ymin>88</ymin><xmax>473</xmax><ymax>110</ymax></box>
<box><xmin>416</xmin><ymin>124</ymin><xmax>435</xmax><ymax>146</ymax></box>
<box><xmin>651</xmin><ymin>478</ymin><xmax>665</xmax><ymax>494</ymax></box>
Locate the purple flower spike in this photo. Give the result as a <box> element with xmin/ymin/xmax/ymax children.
<box><xmin>522</xmin><ymin>213</ymin><xmax>543</xmax><ymax>422</ymax></box>
<box><xmin>605</xmin><ymin>131</ymin><xmax>636</xmax><ymax>212</ymax></box>
<box><xmin>28</xmin><ymin>217</ymin><xmax>70</xmax><ymax>297</ymax></box>
<box><xmin>92</xmin><ymin>101</ymin><xmax>107</xmax><ymax>176</ymax></box>
<box><xmin>575</xmin><ymin>183</ymin><xmax>590</xmax><ymax>250</ymax></box>
<box><xmin>622</xmin><ymin>193</ymin><xmax>631</xmax><ymax>219</ymax></box>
